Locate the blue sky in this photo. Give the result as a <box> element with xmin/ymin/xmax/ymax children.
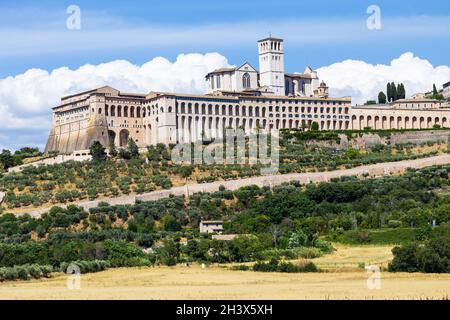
<box><xmin>1</xmin><ymin>0</ymin><xmax>449</xmax><ymax>76</ymax></box>
<box><xmin>0</xmin><ymin>0</ymin><xmax>449</xmax><ymax>151</ymax></box>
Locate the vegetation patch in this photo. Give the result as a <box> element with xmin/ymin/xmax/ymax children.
<box><xmin>389</xmin><ymin>224</ymin><xmax>450</xmax><ymax>273</ymax></box>
<box><xmin>234</xmin><ymin>258</ymin><xmax>319</xmax><ymax>273</ymax></box>
<box><xmin>0</xmin><ymin>264</ymin><xmax>53</xmax><ymax>281</ymax></box>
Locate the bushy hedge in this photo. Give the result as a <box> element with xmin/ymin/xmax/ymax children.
<box><xmin>260</xmin><ymin>247</ymin><xmax>324</xmax><ymax>260</ymax></box>
<box><xmin>0</xmin><ymin>264</ymin><xmax>53</xmax><ymax>281</ymax></box>
<box><xmin>252</xmin><ymin>258</ymin><xmax>318</xmax><ymax>273</ymax></box>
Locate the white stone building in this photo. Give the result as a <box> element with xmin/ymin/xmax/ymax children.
<box><xmin>44</xmin><ymin>37</ymin><xmax>450</xmax><ymax>155</ymax></box>
<box><xmin>205</xmin><ymin>37</ymin><xmax>322</xmax><ymax>98</ymax></box>
<box><xmin>443</xmin><ymin>81</ymin><xmax>450</xmax><ymax>99</ymax></box>
<box><xmin>199</xmin><ymin>220</ymin><xmax>224</xmax><ymax>234</ymax></box>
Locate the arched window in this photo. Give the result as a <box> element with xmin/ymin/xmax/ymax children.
<box><xmin>242</xmin><ymin>73</ymin><xmax>251</xmax><ymax>89</ymax></box>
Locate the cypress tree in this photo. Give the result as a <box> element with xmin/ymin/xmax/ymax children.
<box><xmin>433</xmin><ymin>84</ymin><xmax>438</xmax><ymax>96</ymax></box>
<box><xmin>396</xmin><ymin>83</ymin><xmax>402</xmax><ymax>100</ymax></box>
<box><xmin>391</xmin><ymin>82</ymin><xmax>397</xmax><ymax>101</ymax></box>
<box><xmin>387</xmin><ymin>83</ymin><xmax>392</xmax><ymax>102</ymax></box>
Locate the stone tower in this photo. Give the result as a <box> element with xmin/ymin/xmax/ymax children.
<box><xmin>258</xmin><ymin>36</ymin><xmax>285</xmax><ymax>96</ymax></box>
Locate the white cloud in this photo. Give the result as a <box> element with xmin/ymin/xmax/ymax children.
<box><xmin>317</xmin><ymin>52</ymin><xmax>450</xmax><ymax>105</ymax></box>
<box><xmin>0</xmin><ymin>52</ymin><xmax>229</xmax><ymax>150</ymax></box>
<box><xmin>0</xmin><ymin>52</ymin><xmax>229</xmax><ymax>127</ymax></box>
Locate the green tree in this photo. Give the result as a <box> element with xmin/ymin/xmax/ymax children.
<box><xmin>387</xmin><ymin>83</ymin><xmax>392</xmax><ymax>102</ymax></box>
<box><xmin>310</xmin><ymin>122</ymin><xmax>319</xmax><ymax>131</ymax></box>
<box><xmin>396</xmin><ymin>83</ymin><xmax>402</xmax><ymax>100</ymax></box>
<box><xmin>433</xmin><ymin>84</ymin><xmax>438</xmax><ymax>96</ymax></box>
<box><xmin>161</xmin><ymin>214</ymin><xmax>182</xmax><ymax>232</ymax></box>
<box><xmin>157</xmin><ymin>238</ymin><xmax>179</xmax><ymax>266</ymax></box>
<box><xmin>89</xmin><ymin>141</ymin><xmax>106</xmax><ymax>162</ymax></box>
<box><xmin>108</xmin><ymin>140</ymin><xmax>118</xmax><ymax>157</ymax></box>
<box><xmin>146</xmin><ymin>145</ymin><xmax>160</xmax><ymax>162</ymax></box>
<box><xmin>391</xmin><ymin>82</ymin><xmax>397</xmax><ymax>101</ymax></box>
<box><xmin>378</xmin><ymin>91</ymin><xmax>387</xmax><ymax>104</ymax></box>
<box><xmin>127</xmin><ymin>138</ymin><xmax>139</xmax><ymax>158</ymax></box>
<box><xmin>0</xmin><ymin>150</ymin><xmax>16</xmax><ymax>170</ymax></box>
<box><xmin>399</xmin><ymin>83</ymin><xmax>406</xmax><ymax>99</ymax></box>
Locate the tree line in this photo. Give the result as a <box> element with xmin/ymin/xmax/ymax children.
<box><xmin>378</xmin><ymin>82</ymin><xmax>406</xmax><ymax>104</ymax></box>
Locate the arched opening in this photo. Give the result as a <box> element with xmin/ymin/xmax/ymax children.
<box><xmin>119</xmin><ymin>129</ymin><xmax>130</xmax><ymax>147</ymax></box>
<box><xmin>108</xmin><ymin>130</ymin><xmax>116</xmax><ymax>145</ymax></box>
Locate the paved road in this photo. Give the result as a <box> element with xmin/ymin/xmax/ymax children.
<box><xmin>18</xmin><ymin>154</ymin><xmax>450</xmax><ymax>218</ymax></box>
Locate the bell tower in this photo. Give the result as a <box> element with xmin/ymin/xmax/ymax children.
<box><xmin>258</xmin><ymin>36</ymin><xmax>285</xmax><ymax>96</ymax></box>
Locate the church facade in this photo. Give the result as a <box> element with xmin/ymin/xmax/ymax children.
<box><xmin>44</xmin><ymin>37</ymin><xmax>450</xmax><ymax>155</ymax></box>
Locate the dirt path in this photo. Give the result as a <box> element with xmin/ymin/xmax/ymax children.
<box><xmin>20</xmin><ymin>153</ymin><xmax>450</xmax><ymax>218</ymax></box>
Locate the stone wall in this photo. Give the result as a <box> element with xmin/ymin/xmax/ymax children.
<box><xmin>307</xmin><ymin>130</ymin><xmax>450</xmax><ymax>150</ymax></box>
<box><xmin>8</xmin><ymin>154</ymin><xmax>92</xmax><ymax>173</ymax></box>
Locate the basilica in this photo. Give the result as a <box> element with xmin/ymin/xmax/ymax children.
<box><xmin>44</xmin><ymin>37</ymin><xmax>450</xmax><ymax>155</ymax></box>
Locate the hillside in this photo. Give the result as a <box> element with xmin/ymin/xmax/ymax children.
<box><xmin>1</xmin><ymin>129</ymin><xmax>449</xmax><ymax>214</ymax></box>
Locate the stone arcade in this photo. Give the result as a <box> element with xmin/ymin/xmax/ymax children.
<box><xmin>44</xmin><ymin>37</ymin><xmax>450</xmax><ymax>155</ymax></box>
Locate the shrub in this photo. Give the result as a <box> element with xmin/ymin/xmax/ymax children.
<box><xmin>293</xmin><ymin>247</ymin><xmax>324</xmax><ymax>259</ymax></box>
<box><xmin>389</xmin><ymin>224</ymin><xmax>450</xmax><ymax>273</ymax></box>
<box><xmin>388</xmin><ymin>243</ymin><xmax>419</xmax><ymax>272</ymax></box>
<box><xmin>388</xmin><ymin>220</ymin><xmax>402</xmax><ymax>228</ymax></box>
<box><xmin>252</xmin><ymin>259</ymin><xmax>319</xmax><ymax>273</ymax></box>
<box><xmin>231</xmin><ymin>265</ymin><xmax>250</xmax><ymax>271</ymax></box>
<box><xmin>0</xmin><ymin>264</ymin><xmax>53</xmax><ymax>282</ymax></box>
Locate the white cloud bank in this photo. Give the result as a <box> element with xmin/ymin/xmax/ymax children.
<box><xmin>0</xmin><ymin>52</ymin><xmax>229</xmax><ymax>129</ymax></box>
<box><xmin>0</xmin><ymin>52</ymin><xmax>229</xmax><ymax>150</ymax></box>
<box><xmin>1</xmin><ymin>51</ymin><xmax>449</xmax><ymax>150</ymax></box>
<box><xmin>317</xmin><ymin>52</ymin><xmax>450</xmax><ymax>105</ymax></box>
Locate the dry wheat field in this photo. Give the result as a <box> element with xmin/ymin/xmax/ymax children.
<box><xmin>0</xmin><ymin>244</ymin><xmax>449</xmax><ymax>300</ymax></box>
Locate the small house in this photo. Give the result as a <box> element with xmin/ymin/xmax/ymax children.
<box><xmin>199</xmin><ymin>220</ymin><xmax>224</xmax><ymax>234</ymax></box>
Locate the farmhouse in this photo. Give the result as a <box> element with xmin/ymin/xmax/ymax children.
<box><xmin>199</xmin><ymin>220</ymin><xmax>224</xmax><ymax>234</ymax></box>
